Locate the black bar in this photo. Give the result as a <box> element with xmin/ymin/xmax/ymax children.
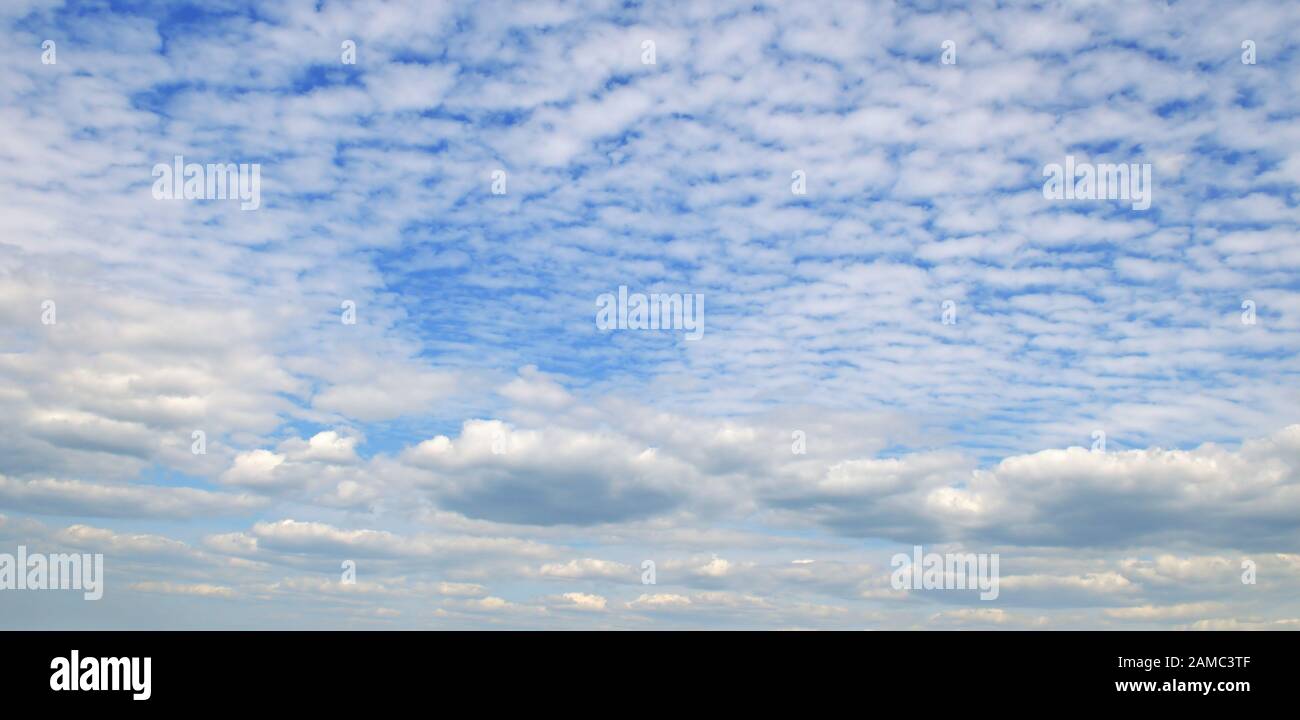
<box><xmin>1</xmin><ymin>630</ymin><xmax>1288</xmax><ymax>709</ymax></box>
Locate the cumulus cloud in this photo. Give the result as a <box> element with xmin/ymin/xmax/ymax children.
<box><xmin>767</xmin><ymin>425</ymin><xmax>1300</xmax><ymax>551</ymax></box>
<box><xmin>130</xmin><ymin>581</ymin><xmax>236</xmax><ymax>598</ymax></box>
<box><xmin>552</xmin><ymin>592</ymin><xmax>608</xmax><ymax>611</ymax></box>
<box><xmin>537</xmin><ymin>558</ymin><xmax>633</xmax><ymax>580</ymax></box>
<box><xmin>401</xmin><ymin>420</ymin><xmax>699</xmax><ymax>525</ymax></box>
<box><xmin>0</xmin><ymin>475</ymin><xmax>266</xmax><ymax>518</ymax></box>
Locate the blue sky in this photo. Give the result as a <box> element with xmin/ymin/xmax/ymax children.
<box><xmin>0</xmin><ymin>0</ymin><xmax>1298</xmax><ymax>628</ymax></box>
